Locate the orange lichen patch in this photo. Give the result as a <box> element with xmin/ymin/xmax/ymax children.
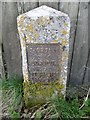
<box><xmin>46</xmin><ymin>18</ymin><xmax>51</xmax><ymax>25</ymax></box>
<box><xmin>62</xmin><ymin>30</ymin><xmax>69</xmax><ymax>35</ymax></box>
<box><xmin>34</xmin><ymin>32</ymin><xmax>39</xmax><ymax>39</ymax></box>
<box><xmin>39</xmin><ymin>16</ymin><xmax>44</xmax><ymax>26</ymax></box>
<box><xmin>17</xmin><ymin>16</ymin><xmax>25</xmax><ymax>27</ymax></box>
<box><xmin>61</xmin><ymin>39</ymin><xmax>69</xmax><ymax>46</ymax></box>
<box><xmin>26</xmin><ymin>35</ymin><xmax>32</xmax><ymax>41</ymax></box>
<box><xmin>61</xmin><ymin>38</ymin><xmax>65</xmax><ymax>41</ymax></box>
<box><xmin>26</xmin><ymin>24</ymin><xmax>33</xmax><ymax>32</ymax></box>
<box><xmin>20</xmin><ymin>16</ymin><xmax>25</xmax><ymax>22</ymax></box>
<box><xmin>38</xmin><ymin>16</ymin><xmax>51</xmax><ymax>26</ymax></box>
<box><xmin>64</xmin><ymin>23</ymin><xmax>69</xmax><ymax>27</ymax></box>
<box><xmin>53</xmin><ymin>39</ymin><xmax>59</xmax><ymax>43</ymax></box>
<box><xmin>18</xmin><ymin>21</ymin><xmax>24</xmax><ymax>28</ymax></box>
<box><xmin>33</xmin><ymin>27</ymin><xmax>39</xmax><ymax>39</ymax></box>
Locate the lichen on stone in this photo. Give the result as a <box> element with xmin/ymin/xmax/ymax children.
<box><xmin>23</xmin><ymin>80</ymin><xmax>65</xmax><ymax>108</ymax></box>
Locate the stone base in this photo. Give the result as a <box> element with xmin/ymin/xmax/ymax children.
<box><xmin>23</xmin><ymin>80</ymin><xmax>65</xmax><ymax>108</ymax></box>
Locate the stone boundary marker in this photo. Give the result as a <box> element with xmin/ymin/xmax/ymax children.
<box><xmin>17</xmin><ymin>5</ymin><xmax>70</xmax><ymax>107</ymax></box>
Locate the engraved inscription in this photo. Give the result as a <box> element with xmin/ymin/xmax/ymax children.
<box><xmin>26</xmin><ymin>44</ymin><xmax>62</xmax><ymax>83</ymax></box>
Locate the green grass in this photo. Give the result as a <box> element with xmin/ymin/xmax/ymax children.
<box><xmin>0</xmin><ymin>75</ymin><xmax>23</xmax><ymax>119</ymax></box>
<box><xmin>32</xmin><ymin>92</ymin><xmax>90</xmax><ymax>119</ymax></box>
<box><xmin>50</xmin><ymin>93</ymin><xmax>90</xmax><ymax>119</ymax></box>
<box><xmin>0</xmin><ymin>76</ymin><xmax>90</xmax><ymax>119</ymax></box>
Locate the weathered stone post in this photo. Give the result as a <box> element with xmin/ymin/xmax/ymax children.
<box><xmin>17</xmin><ymin>5</ymin><xmax>70</xmax><ymax>107</ymax></box>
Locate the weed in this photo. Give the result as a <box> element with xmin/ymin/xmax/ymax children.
<box><xmin>50</xmin><ymin>93</ymin><xmax>90</xmax><ymax>119</ymax></box>
<box><xmin>0</xmin><ymin>75</ymin><xmax>23</xmax><ymax>119</ymax></box>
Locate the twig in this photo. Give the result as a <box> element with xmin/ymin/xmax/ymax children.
<box><xmin>31</xmin><ymin>105</ymin><xmax>43</xmax><ymax>119</ymax></box>
<box><xmin>50</xmin><ymin>113</ymin><xmax>59</xmax><ymax>118</ymax></box>
<box><xmin>41</xmin><ymin>106</ymin><xmax>52</xmax><ymax>114</ymax></box>
<box><xmin>46</xmin><ymin>113</ymin><xmax>59</xmax><ymax>120</ymax></box>
<box><xmin>44</xmin><ymin>107</ymin><xmax>54</xmax><ymax>119</ymax></box>
<box><xmin>31</xmin><ymin>102</ymin><xmax>51</xmax><ymax>119</ymax></box>
<box><xmin>79</xmin><ymin>88</ymin><xmax>90</xmax><ymax>110</ymax></box>
<box><xmin>80</xmin><ymin>86</ymin><xmax>88</xmax><ymax>91</ymax></box>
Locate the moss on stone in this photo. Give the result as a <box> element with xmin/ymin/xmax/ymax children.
<box><xmin>23</xmin><ymin>80</ymin><xmax>65</xmax><ymax>108</ymax></box>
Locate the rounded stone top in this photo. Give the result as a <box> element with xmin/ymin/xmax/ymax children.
<box><xmin>18</xmin><ymin>5</ymin><xmax>69</xmax><ymax>19</ymax></box>
<box><xmin>17</xmin><ymin>5</ymin><xmax>70</xmax><ymax>44</ymax></box>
